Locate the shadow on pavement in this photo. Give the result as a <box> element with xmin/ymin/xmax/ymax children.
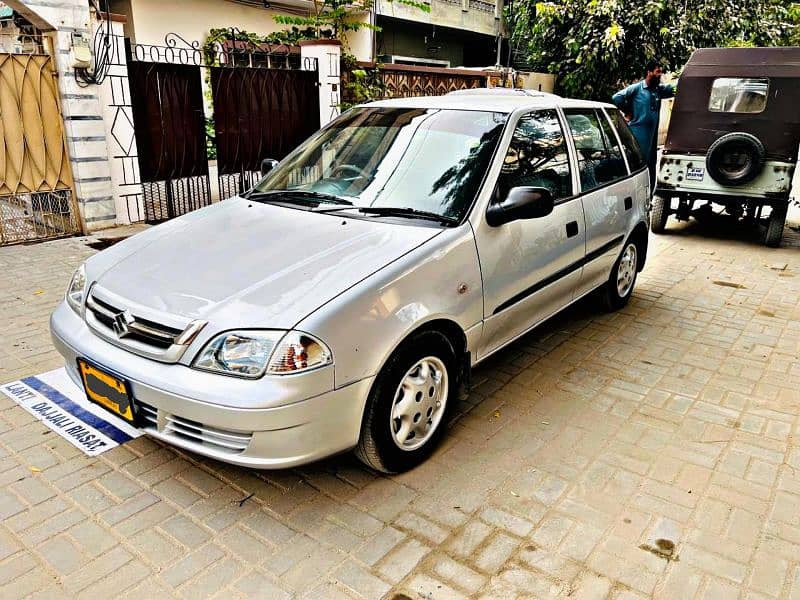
<box><xmin>657</xmin><ymin>211</ymin><xmax>800</xmax><ymax>249</ymax></box>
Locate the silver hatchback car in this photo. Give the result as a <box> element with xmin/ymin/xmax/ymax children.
<box><xmin>51</xmin><ymin>92</ymin><xmax>651</xmax><ymax>473</ymax></box>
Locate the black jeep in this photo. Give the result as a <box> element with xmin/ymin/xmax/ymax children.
<box><xmin>653</xmin><ymin>47</ymin><xmax>799</xmax><ymax>247</ymax></box>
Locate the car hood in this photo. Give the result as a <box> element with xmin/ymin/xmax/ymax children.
<box><xmin>90</xmin><ymin>198</ymin><xmax>442</xmax><ymax>329</ymax></box>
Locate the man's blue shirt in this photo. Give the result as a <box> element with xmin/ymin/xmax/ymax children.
<box><xmin>612</xmin><ymin>81</ymin><xmax>675</xmax><ymax>158</ymax></box>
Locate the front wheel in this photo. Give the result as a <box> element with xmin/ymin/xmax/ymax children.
<box><xmin>602</xmin><ymin>241</ymin><xmax>639</xmax><ymax>311</ymax></box>
<box><xmin>650</xmin><ymin>195</ymin><xmax>669</xmax><ymax>233</ymax></box>
<box><xmin>355</xmin><ymin>330</ymin><xmax>458</xmax><ymax>473</ymax></box>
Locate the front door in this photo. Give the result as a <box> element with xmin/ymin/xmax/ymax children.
<box><xmin>474</xmin><ymin>109</ymin><xmax>586</xmax><ymax>360</ymax></box>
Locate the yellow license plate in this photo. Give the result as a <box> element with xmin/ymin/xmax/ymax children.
<box><xmin>77</xmin><ymin>359</ymin><xmax>135</xmax><ymax>423</ymax></box>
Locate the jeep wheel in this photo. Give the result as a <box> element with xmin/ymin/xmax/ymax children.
<box><xmin>602</xmin><ymin>241</ymin><xmax>638</xmax><ymax>311</ymax></box>
<box><xmin>355</xmin><ymin>330</ymin><xmax>457</xmax><ymax>473</ymax></box>
<box><xmin>765</xmin><ymin>203</ymin><xmax>787</xmax><ymax>248</ymax></box>
<box><xmin>651</xmin><ymin>195</ymin><xmax>669</xmax><ymax>233</ymax></box>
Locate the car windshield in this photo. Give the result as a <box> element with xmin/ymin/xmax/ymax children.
<box><xmin>252</xmin><ymin>107</ymin><xmax>508</xmax><ymax>221</ymax></box>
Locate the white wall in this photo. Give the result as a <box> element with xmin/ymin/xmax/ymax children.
<box><xmin>346</xmin><ymin>13</ymin><xmax>372</xmax><ymax>60</ymax></box>
<box><xmin>94</xmin><ymin>17</ymin><xmax>142</xmax><ymax>225</ymax></box>
<box><xmin>128</xmin><ymin>0</ymin><xmax>284</xmax><ymax>47</ymax></box>
<box><xmin>126</xmin><ymin>0</ymin><xmax>372</xmax><ymax>60</ymax></box>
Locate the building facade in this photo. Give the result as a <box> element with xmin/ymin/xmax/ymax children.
<box><xmin>375</xmin><ymin>0</ymin><xmax>503</xmax><ymax>68</ymax></box>
<box><xmin>0</xmin><ymin>0</ymin><xmax>508</xmax><ymax>239</ymax></box>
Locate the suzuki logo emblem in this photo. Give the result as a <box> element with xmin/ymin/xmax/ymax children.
<box><xmin>112</xmin><ymin>310</ymin><xmax>134</xmax><ymax>338</ymax></box>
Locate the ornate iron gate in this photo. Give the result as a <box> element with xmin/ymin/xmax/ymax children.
<box><xmin>128</xmin><ymin>59</ymin><xmax>209</xmax><ymax>222</ymax></box>
<box><xmin>0</xmin><ymin>44</ymin><xmax>80</xmax><ymax>245</ymax></box>
<box><xmin>211</xmin><ymin>62</ymin><xmax>319</xmax><ymax>199</ymax></box>
<box><xmin>126</xmin><ymin>32</ymin><xmax>319</xmax><ymax>223</ymax></box>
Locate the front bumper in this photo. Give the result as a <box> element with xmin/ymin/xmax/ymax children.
<box><xmin>50</xmin><ymin>301</ymin><xmax>372</xmax><ymax>468</ymax></box>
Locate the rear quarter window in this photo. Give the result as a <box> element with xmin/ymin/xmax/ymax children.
<box><xmin>564</xmin><ymin>109</ymin><xmax>628</xmax><ymax>192</ymax></box>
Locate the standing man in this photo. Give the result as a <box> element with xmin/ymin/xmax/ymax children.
<box><xmin>612</xmin><ymin>60</ymin><xmax>675</xmax><ymax>189</ymax></box>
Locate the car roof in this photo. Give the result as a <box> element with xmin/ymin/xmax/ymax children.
<box><xmin>367</xmin><ymin>90</ymin><xmax>616</xmax><ymax>114</ymax></box>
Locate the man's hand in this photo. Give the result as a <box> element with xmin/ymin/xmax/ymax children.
<box><xmin>624</xmin><ymin>113</ymin><xmax>632</xmax><ymax>123</ymax></box>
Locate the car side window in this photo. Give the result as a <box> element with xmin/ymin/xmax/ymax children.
<box><xmin>597</xmin><ymin>112</ymin><xmax>628</xmax><ymax>176</ymax></box>
<box><xmin>606</xmin><ymin>109</ymin><xmax>646</xmax><ymax>172</ymax></box>
<box><xmin>495</xmin><ymin>109</ymin><xmax>573</xmax><ymax>202</ymax></box>
<box><xmin>564</xmin><ymin>109</ymin><xmax>628</xmax><ymax>192</ymax></box>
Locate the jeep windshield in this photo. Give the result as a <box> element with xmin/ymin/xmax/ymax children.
<box><xmin>251</xmin><ymin>107</ymin><xmax>508</xmax><ymax>222</ymax></box>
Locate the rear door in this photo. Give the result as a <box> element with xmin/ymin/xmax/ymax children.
<box><xmin>475</xmin><ymin>109</ymin><xmax>586</xmax><ymax>359</ymax></box>
<box><xmin>563</xmin><ymin>108</ymin><xmax>635</xmax><ymax>297</ymax></box>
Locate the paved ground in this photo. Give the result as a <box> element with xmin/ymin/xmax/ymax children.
<box><xmin>1</xmin><ymin>212</ymin><xmax>800</xmax><ymax>600</ymax></box>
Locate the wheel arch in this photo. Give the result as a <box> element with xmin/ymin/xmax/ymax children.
<box><xmin>362</xmin><ymin>317</ymin><xmax>471</xmax><ymax>412</ymax></box>
<box><xmin>628</xmin><ymin>221</ymin><xmax>649</xmax><ymax>272</ymax></box>
<box><xmin>385</xmin><ymin>318</ymin><xmax>468</xmax><ymax>379</ymax></box>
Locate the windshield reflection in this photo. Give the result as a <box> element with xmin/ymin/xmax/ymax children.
<box><xmin>254</xmin><ymin>107</ymin><xmax>508</xmax><ymax>220</ymax></box>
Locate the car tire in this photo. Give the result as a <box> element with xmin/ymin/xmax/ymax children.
<box><xmin>355</xmin><ymin>330</ymin><xmax>458</xmax><ymax>474</ymax></box>
<box><xmin>706</xmin><ymin>132</ymin><xmax>765</xmax><ymax>186</ymax></box>
<box><xmin>765</xmin><ymin>203</ymin><xmax>787</xmax><ymax>248</ymax></box>
<box><xmin>650</xmin><ymin>195</ymin><xmax>669</xmax><ymax>233</ymax></box>
<box><xmin>602</xmin><ymin>241</ymin><xmax>639</xmax><ymax>311</ymax></box>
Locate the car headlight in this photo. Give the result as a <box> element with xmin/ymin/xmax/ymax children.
<box><xmin>192</xmin><ymin>330</ymin><xmax>332</xmax><ymax>378</ymax></box>
<box><xmin>66</xmin><ymin>264</ymin><xmax>87</xmax><ymax>314</ymax></box>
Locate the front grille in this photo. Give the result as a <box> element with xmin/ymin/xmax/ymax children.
<box><xmin>84</xmin><ymin>287</ymin><xmax>206</xmax><ymax>363</ymax></box>
<box><xmin>137</xmin><ymin>401</ymin><xmax>252</xmax><ymax>455</ymax></box>
<box><xmin>88</xmin><ymin>294</ymin><xmax>181</xmax><ymax>349</ymax></box>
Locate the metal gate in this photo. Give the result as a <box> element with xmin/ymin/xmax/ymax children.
<box><xmin>126</xmin><ymin>31</ymin><xmax>319</xmax><ymax>223</ymax></box>
<box><xmin>211</xmin><ymin>64</ymin><xmax>319</xmax><ymax>199</ymax></box>
<box><xmin>127</xmin><ymin>59</ymin><xmax>210</xmax><ymax>222</ymax></box>
<box><xmin>0</xmin><ymin>46</ymin><xmax>80</xmax><ymax>245</ymax></box>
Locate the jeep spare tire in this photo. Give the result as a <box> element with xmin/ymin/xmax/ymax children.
<box><xmin>706</xmin><ymin>132</ymin><xmax>766</xmax><ymax>186</ymax></box>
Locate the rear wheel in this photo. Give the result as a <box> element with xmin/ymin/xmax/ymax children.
<box><xmin>602</xmin><ymin>242</ymin><xmax>638</xmax><ymax>311</ymax></box>
<box><xmin>650</xmin><ymin>195</ymin><xmax>669</xmax><ymax>233</ymax></box>
<box><xmin>355</xmin><ymin>330</ymin><xmax>457</xmax><ymax>473</ymax></box>
<box><xmin>765</xmin><ymin>203</ymin><xmax>787</xmax><ymax>248</ymax></box>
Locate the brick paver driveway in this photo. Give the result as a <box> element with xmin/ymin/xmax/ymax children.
<box><xmin>1</xmin><ymin>215</ymin><xmax>800</xmax><ymax>599</ymax></box>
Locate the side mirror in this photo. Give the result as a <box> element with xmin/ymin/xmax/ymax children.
<box><xmin>486</xmin><ymin>186</ymin><xmax>555</xmax><ymax>227</ymax></box>
<box><xmin>261</xmin><ymin>158</ymin><xmax>279</xmax><ymax>176</ymax></box>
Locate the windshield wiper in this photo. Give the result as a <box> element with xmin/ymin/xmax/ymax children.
<box><xmin>243</xmin><ymin>190</ymin><xmax>353</xmax><ymax>206</ymax></box>
<box><xmin>316</xmin><ymin>205</ymin><xmax>459</xmax><ymax>226</ymax></box>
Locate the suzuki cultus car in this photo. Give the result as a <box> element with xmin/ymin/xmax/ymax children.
<box><xmin>52</xmin><ymin>91</ymin><xmax>651</xmax><ymax>473</ymax></box>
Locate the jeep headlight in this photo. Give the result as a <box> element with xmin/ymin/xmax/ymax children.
<box><xmin>193</xmin><ymin>330</ymin><xmax>332</xmax><ymax>378</ymax></box>
<box><xmin>66</xmin><ymin>264</ymin><xmax>87</xmax><ymax>315</ymax></box>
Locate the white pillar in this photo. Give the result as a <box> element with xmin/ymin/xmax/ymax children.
<box><xmin>93</xmin><ymin>15</ymin><xmax>142</xmax><ymax>225</ymax></box>
<box><xmin>300</xmin><ymin>40</ymin><xmax>342</xmax><ymax>127</ymax></box>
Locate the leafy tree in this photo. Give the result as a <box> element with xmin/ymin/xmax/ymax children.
<box><xmin>510</xmin><ymin>0</ymin><xmax>795</xmax><ymax>100</ymax></box>
<box><xmin>275</xmin><ymin>0</ymin><xmax>430</xmax><ymax>48</ymax></box>
<box><xmin>787</xmin><ymin>3</ymin><xmax>800</xmax><ymax>46</ymax></box>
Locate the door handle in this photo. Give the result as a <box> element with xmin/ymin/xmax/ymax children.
<box><xmin>624</xmin><ymin>196</ymin><xmax>633</xmax><ymax>210</ymax></box>
<box><xmin>566</xmin><ymin>221</ymin><xmax>579</xmax><ymax>238</ymax></box>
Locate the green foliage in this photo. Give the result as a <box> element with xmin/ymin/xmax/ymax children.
<box><xmin>275</xmin><ymin>0</ymin><xmax>430</xmax><ymax>49</ymax></box>
<box><xmin>205</xmin><ymin>117</ymin><xmax>217</xmax><ymax>160</ymax></box>
<box><xmin>339</xmin><ymin>53</ymin><xmax>386</xmax><ymax>110</ymax></box>
<box><xmin>787</xmin><ymin>3</ymin><xmax>800</xmax><ymax>46</ymax></box>
<box><xmin>511</xmin><ymin>0</ymin><xmax>795</xmax><ymax>101</ymax></box>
